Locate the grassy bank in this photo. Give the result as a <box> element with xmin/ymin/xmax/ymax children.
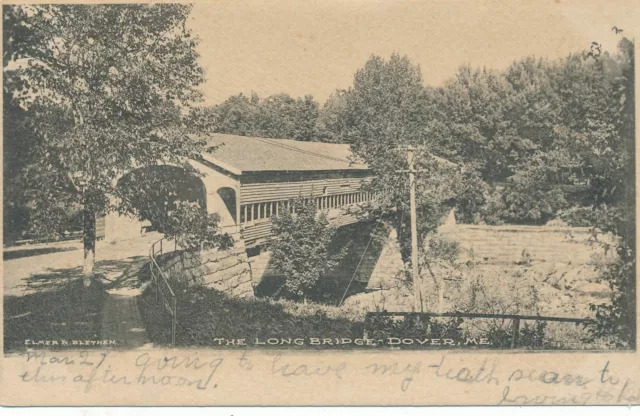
<box><xmin>137</xmin><ymin>282</ymin><xmax>364</xmax><ymax>348</ymax></box>
<box><xmin>4</xmin><ymin>279</ymin><xmax>108</xmax><ymax>352</ymax></box>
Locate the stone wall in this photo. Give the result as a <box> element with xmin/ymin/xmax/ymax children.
<box><xmin>438</xmin><ymin>223</ymin><xmax>616</xmax><ymax>265</ymax></box>
<box><xmin>158</xmin><ymin>227</ymin><xmax>254</xmax><ymax>298</ymax></box>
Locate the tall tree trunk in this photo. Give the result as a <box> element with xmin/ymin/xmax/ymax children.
<box><xmin>83</xmin><ymin>206</ymin><xmax>96</xmax><ymax>286</ymax></box>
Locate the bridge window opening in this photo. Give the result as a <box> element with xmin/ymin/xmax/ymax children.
<box><xmin>217</xmin><ymin>187</ymin><xmax>238</xmax><ymax>224</ymax></box>
<box><xmin>238</xmin><ymin>191</ymin><xmax>375</xmax><ymax>225</ymax></box>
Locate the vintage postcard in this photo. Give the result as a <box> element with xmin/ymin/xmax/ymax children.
<box><xmin>1</xmin><ymin>0</ymin><xmax>639</xmax><ymax>406</ymax></box>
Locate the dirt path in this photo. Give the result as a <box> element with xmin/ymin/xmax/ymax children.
<box><xmin>101</xmin><ymin>289</ymin><xmax>151</xmax><ymax>349</ymax></box>
<box><xmin>100</xmin><ymin>248</ymin><xmax>155</xmax><ymax>349</ymax></box>
<box><xmin>4</xmin><ymin>233</ymin><xmax>161</xmax><ymax>350</ymax></box>
<box><xmin>3</xmin><ymin>233</ymin><xmax>160</xmax><ymax>297</ymax></box>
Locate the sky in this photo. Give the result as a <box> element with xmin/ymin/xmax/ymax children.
<box><xmin>188</xmin><ymin>0</ymin><xmax>640</xmax><ymax>105</ymax></box>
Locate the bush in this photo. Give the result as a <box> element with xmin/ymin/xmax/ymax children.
<box><xmin>163</xmin><ymin>201</ymin><xmax>233</xmax><ymax>251</ymax></box>
<box><xmin>589</xmin><ymin>238</ymin><xmax>635</xmax><ymax>348</ymax></box>
<box><xmin>269</xmin><ymin>196</ymin><xmax>345</xmax><ymax>301</ymax></box>
<box><xmin>557</xmin><ymin>206</ymin><xmax>599</xmax><ymax>227</ymax></box>
<box><xmin>424</xmin><ymin>235</ymin><xmax>460</xmax><ymax>263</ymax></box>
<box><xmin>452</xmin><ymin>172</ymin><xmax>489</xmax><ymax>224</ymax></box>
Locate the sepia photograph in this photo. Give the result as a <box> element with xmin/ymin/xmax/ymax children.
<box><xmin>2</xmin><ymin>1</ymin><xmax>636</xmax><ymax>356</ymax></box>
<box><xmin>2</xmin><ymin>2</ymin><xmax>640</xmax><ymax>406</ymax></box>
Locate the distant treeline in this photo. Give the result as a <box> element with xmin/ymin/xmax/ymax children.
<box><xmin>205</xmin><ymin>39</ymin><xmax>634</xmax><ymax>227</ymax></box>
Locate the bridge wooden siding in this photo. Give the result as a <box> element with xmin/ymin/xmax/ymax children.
<box><xmin>239</xmin><ymin>175</ymin><xmax>370</xmax><ymax>204</ymax></box>
<box><xmin>193</xmin><ymin>134</ymin><xmax>374</xmax><ymax>248</ymax></box>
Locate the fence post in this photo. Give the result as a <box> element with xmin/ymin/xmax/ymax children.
<box><xmin>171</xmin><ymin>296</ymin><xmax>177</xmax><ymax>346</ymax></box>
<box><xmin>438</xmin><ymin>281</ymin><xmax>446</xmax><ymax>313</ymax></box>
<box><xmin>152</xmin><ymin>263</ymin><xmax>158</xmax><ymax>302</ymax></box>
<box><xmin>363</xmin><ymin>314</ymin><xmax>370</xmax><ymax>340</ymax></box>
<box><xmin>511</xmin><ymin>318</ymin><xmax>520</xmax><ymax>349</ymax></box>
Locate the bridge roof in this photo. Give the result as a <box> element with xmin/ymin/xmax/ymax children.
<box><xmin>194</xmin><ymin>133</ymin><xmax>370</xmax><ymax>174</ymax></box>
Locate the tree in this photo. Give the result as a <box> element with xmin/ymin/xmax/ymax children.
<box><xmin>315</xmin><ymin>91</ymin><xmax>349</xmax><ymax>143</ymax></box>
<box><xmin>210</xmin><ymin>92</ymin><xmax>263</xmax><ymax>136</ymax></box>
<box><xmin>209</xmin><ymin>92</ymin><xmax>323</xmax><ymax>141</ymax></box>
<box><xmin>586</xmin><ymin>37</ymin><xmax>635</xmax><ymax>348</ymax></box>
<box><xmin>3</xmin><ymin>4</ymin><xmax>209</xmax><ymax>283</ymax></box>
<box><xmin>336</xmin><ymin>53</ymin><xmax>455</xmax><ymax>272</ymax></box>
<box><xmin>431</xmin><ymin>41</ymin><xmax>635</xmax><ymax>228</ymax></box>
<box><xmin>3</xmin><ymin>90</ymin><xmax>39</xmax><ymax>243</ymax></box>
<box><xmin>289</xmin><ymin>95</ymin><xmax>320</xmax><ymax>142</ymax></box>
<box><xmin>269</xmin><ymin>197</ymin><xmax>342</xmax><ymax>301</ymax></box>
<box><xmin>435</xmin><ymin>65</ymin><xmax>517</xmax><ymax>181</ymax></box>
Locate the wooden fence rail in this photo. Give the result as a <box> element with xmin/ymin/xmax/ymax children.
<box><xmin>364</xmin><ymin>312</ymin><xmax>594</xmax><ymax>349</ymax></box>
<box><xmin>149</xmin><ymin>238</ymin><xmax>178</xmax><ymax>345</ymax></box>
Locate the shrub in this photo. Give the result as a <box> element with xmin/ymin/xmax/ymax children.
<box><xmin>424</xmin><ymin>235</ymin><xmax>460</xmax><ymax>264</ymax></box>
<box><xmin>269</xmin><ymin>196</ymin><xmax>345</xmax><ymax>301</ymax></box>
<box><xmin>589</xmin><ymin>238</ymin><xmax>635</xmax><ymax>348</ymax></box>
<box><xmin>452</xmin><ymin>172</ymin><xmax>489</xmax><ymax>224</ymax></box>
<box><xmin>163</xmin><ymin>200</ymin><xmax>233</xmax><ymax>251</ymax></box>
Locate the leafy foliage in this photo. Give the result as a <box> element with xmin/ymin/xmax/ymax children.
<box><xmin>115</xmin><ymin>166</ymin><xmax>207</xmax><ymax>231</ymax></box>
<box><xmin>3</xmin><ymin>4</ymin><xmax>211</xmax><ymax>256</ymax></box>
<box><xmin>269</xmin><ymin>197</ymin><xmax>344</xmax><ymax>300</ymax></box>
<box><xmin>584</xmin><ymin>38</ymin><xmax>635</xmax><ymax>348</ymax></box>
<box><xmin>163</xmin><ymin>201</ymin><xmax>233</xmax><ymax>252</ymax></box>
<box><xmin>207</xmin><ymin>92</ymin><xmax>322</xmax><ymax>141</ymax></box>
<box><xmin>327</xmin><ymin>54</ymin><xmax>458</xmax><ymax>267</ymax></box>
<box><xmin>589</xmin><ymin>238</ymin><xmax>635</xmax><ymax>348</ymax></box>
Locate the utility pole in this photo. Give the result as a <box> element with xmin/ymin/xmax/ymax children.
<box><xmin>406</xmin><ymin>147</ymin><xmax>423</xmax><ymax>312</ymax></box>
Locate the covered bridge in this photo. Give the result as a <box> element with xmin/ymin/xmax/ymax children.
<box><xmin>102</xmin><ymin>133</ymin><xmax>374</xmax><ymax>249</ymax></box>
<box><xmin>195</xmin><ymin>133</ymin><xmax>374</xmax><ymax>248</ymax></box>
